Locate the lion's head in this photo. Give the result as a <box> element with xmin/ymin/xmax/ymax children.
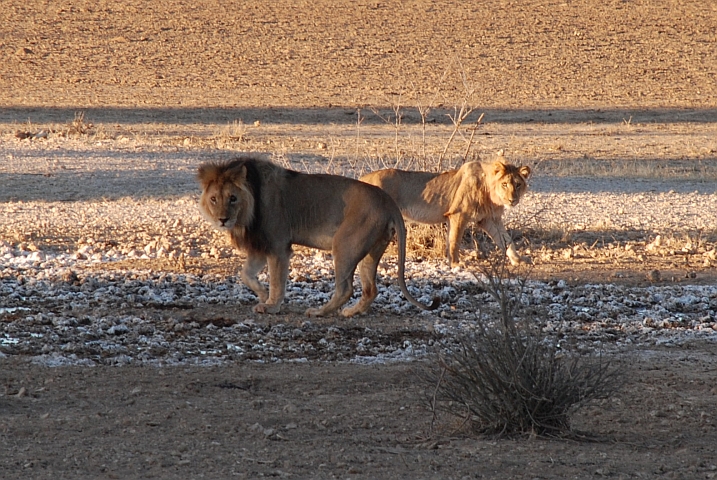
<box><xmin>485</xmin><ymin>161</ymin><xmax>531</xmax><ymax>207</ymax></box>
<box><xmin>197</xmin><ymin>161</ymin><xmax>255</xmax><ymax>231</ymax></box>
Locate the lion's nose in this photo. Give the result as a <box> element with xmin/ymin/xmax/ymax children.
<box><xmin>219</xmin><ymin>217</ymin><xmax>229</xmax><ymax>226</ymax></box>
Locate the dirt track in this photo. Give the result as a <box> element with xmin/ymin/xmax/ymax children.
<box><xmin>2</xmin><ymin>1</ymin><xmax>717</xmax><ymax>479</ymax></box>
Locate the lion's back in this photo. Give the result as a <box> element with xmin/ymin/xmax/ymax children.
<box><xmin>360</xmin><ymin>169</ymin><xmax>448</xmax><ymax>221</ymax></box>
<box><xmin>283</xmin><ymin>172</ymin><xmax>397</xmax><ymax>217</ymax></box>
<box><xmin>256</xmin><ymin>169</ymin><xmax>401</xmax><ymax>250</ymax></box>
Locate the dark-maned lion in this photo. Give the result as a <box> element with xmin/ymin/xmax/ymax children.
<box><xmin>360</xmin><ymin>158</ymin><xmax>531</xmax><ymax>267</ymax></box>
<box><xmin>197</xmin><ymin>157</ymin><xmax>439</xmax><ymax>317</ymax></box>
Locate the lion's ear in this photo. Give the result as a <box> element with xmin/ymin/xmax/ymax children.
<box><xmin>228</xmin><ymin>163</ymin><xmax>248</xmax><ymax>186</ymax></box>
<box><xmin>197</xmin><ymin>163</ymin><xmax>218</xmax><ymax>188</ymax></box>
<box><xmin>519</xmin><ymin>166</ymin><xmax>531</xmax><ymax>179</ymax></box>
<box><xmin>493</xmin><ymin>161</ymin><xmax>507</xmax><ymax>176</ymax></box>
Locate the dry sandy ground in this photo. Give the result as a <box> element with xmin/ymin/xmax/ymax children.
<box><xmin>2</xmin><ymin>1</ymin><xmax>717</xmax><ymax>478</ymax></box>
<box><xmin>2</xmin><ymin>349</ymin><xmax>716</xmax><ymax>479</ymax></box>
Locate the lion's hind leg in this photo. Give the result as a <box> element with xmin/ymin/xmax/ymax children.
<box><xmin>304</xmin><ymin>253</ymin><xmax>356</xmax><ymax>317</ymax></box>
<box><xmin>305</xmin><ymin>232</ymin><xmax>369</xmax><ymax>317</ymax></box>
<box><xmin>340</xmin><ymin>235</ymin><xmax>390</xmax><ymax>317</ymax></box>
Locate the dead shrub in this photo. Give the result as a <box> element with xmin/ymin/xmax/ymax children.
<box><xmin>421</xmin><ymin>256</ymin><xmax>623</xmax><ymax>437</ymax></box>
<box><xmin>66</xmin><ymin>111</ymin><xmax>93</xmax><ymax>136</ymax></box>
<box><xmin>399</xmin><ymin>223</ymin><xmax>501</xmax><ymax>264</ymax></box>
<box><xmin>406</xmin><ymin>223</ymin><xmax>446</xmax><ymax>260</ymax></box>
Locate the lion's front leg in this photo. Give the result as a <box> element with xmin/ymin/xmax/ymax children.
<box><xmin>446</xmin><ymin>213</ymin><xmax>469</xmax><ymax>268</ymax></box>
<box><xmin>253</xmin><ymin>253</ymin><xmax>289</xmax><ymax>314</ymax></box>
<box><xmin>240</xmin><ymin>252</ymin><xmax>269</xmax><ymax>303</ymax></box>
<box><xmin>480</xmin><ymin>219</ymin><xmax>528</xmax><ymax>266</ymax></box>
<box><xmin>505</xmin><ymin>242</ymin><xmax>529</xmax><ymax>266</ymax></box>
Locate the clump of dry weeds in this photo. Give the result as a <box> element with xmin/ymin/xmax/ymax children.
<box><xmin>421</xmin><ymin>257</ymin><xmax>623</xmax><ymax>437</ymax></box>
<box><xmin>65</xmin><ymin>111</ymin><xmax>94</xmax><ymax>136</ymax></box>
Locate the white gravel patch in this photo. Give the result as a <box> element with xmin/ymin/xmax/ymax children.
<box><xmin>1</xmin><ymin>135</ymin><xmax>717</xmax><ymax>365</ymax></box>
<box><xmin>508</xmin><ymin>174</ymin><xmax>717</xmax><ymax>233</ymax></box>
<box><xmin>1</xmin><ymin>240</ymin><xmax>716</xmax><ymax>366</ymax></box>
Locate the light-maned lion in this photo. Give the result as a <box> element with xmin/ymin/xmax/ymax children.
<box><xmin>360</xmin><ymin>158</ymin><xmax>531</xmax><ymax>267</ymax></box>
<box><xmin>197</xmin><ymin>157</ymin><xmax>439</xmax><ymax>317</ymax></box>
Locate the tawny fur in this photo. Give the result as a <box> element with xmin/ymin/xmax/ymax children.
<box><xmin>197</xmin><ymin>157</ymin><xmax>438</xmax><ymax>317</ymax></box>
<box><xmin>360</xmin><ymin>159</ymin><xmax>531</xmax><ymax>267</ymax></box>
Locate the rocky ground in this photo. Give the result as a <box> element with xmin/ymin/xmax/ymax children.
<box><xmin>2</xmin><ymin>1</ymin><xmax>717</xmax><ymax>479</ymax></box>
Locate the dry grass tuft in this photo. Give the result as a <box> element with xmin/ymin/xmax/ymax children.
<box><xmin>66</xmin><ymin>111</ymin><xmax>93</xmax><ymax>136</ymax></box>
<box><xmin>540</xmin><ymin>158</ymin><xmax>717</xmax><ymax>180</ymax></box>
<box><xmin>404</xmin><ymin>223</ymin><xmax>447</xmax><ymax>260</ymax></box>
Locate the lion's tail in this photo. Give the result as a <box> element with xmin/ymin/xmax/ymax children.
<box><xmin>394</xmin><ymin>215</ymin><xmax>441</xmax><ymax>311</ymax></box>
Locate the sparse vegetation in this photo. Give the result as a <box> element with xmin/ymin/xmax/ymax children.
<box><xmin>421</xmin><ymin>256</ymin><xmax>624</xmax><ymax>437</ymax></box>
<box><xmin>65</xmin><ymin>111</ymin><xmax>93</xmax><ymax>136</ymax></box>
<box><xmin>3</xmin><ymin>1</ymin><xmax>717</xmax><ymax>477</ymax></box>
<box><xmin>403</xmin><ymin>223</ymin><xmax>448</xmax><ymax>261</ymax></box>
<box><xmin>216</xmin><ymin>119</ymin><xmax>248</xmax><ymax>145</ymax></box>
<box><xmin>540</xmin><ymin>158</ymin><xmax>717</xmax><ymax>180</ymax></box>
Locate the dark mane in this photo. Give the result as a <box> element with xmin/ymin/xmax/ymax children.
<box><xmin>226</xmin><ymin>157</ymin><xmax>271</xmax><ymax>253</ymax></box>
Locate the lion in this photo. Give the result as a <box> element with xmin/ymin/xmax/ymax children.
<box><xmin>197</xmin><ymin>157</ymin><xmax>439</xmax><ymax>317</ymax></box>
<box><xmin>360</xmin><ymin>157</ymin><xmax>531</xmax><ymax>267</ymax></box>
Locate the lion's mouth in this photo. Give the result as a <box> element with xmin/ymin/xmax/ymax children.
<box><xmin>217</xmin><ymin>219</ymin><xmax>235</xmax><ymax>229</ymax></box>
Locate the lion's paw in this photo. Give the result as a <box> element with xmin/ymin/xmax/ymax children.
<box><xmin>508</xmin><ymin>255</ymin><xmax>532</xmax><ymax>266</ymax></box>
<box><xmin>304</xmin><ymin>307</ymin><xmax>324</xmax><ymax>317</ymax></box>
<box><xmin>254</xmin><ymin>303</ymin><xmax>281</xmax><ymax>314</ymax></box>
<box><xmin>340</xmin><ymin>305</ymin><xmax>365</xmax><ymax>317</ymax></box>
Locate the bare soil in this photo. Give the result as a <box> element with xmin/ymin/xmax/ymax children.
<box><xmin>2</xmin><ymin>1</ymin><xmax>717</xmax><ymax>478</ymax></box>
<box><xmin>2</xmin><ymin>348</ymin><xmax>717</xmax><ymax>480</ymax></box>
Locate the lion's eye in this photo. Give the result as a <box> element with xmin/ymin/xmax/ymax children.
<box><xmin>210</xmin><ymin>196</ymin><xmax>217</xmax><ymax>205</ymax></box>
<box><xmin>229</xmin><ymin>195</ymin><xmax>238</xmax><ymax>204</ymax></box>
<box><xmin>502</xmin><ymin>183</ymin><xmax>508</xmax><ymax>189</ymax></box>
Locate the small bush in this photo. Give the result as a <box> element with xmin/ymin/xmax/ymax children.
<box><xmin>66</xmin><ymin>111</ymin><xmax>93</xmax><ymax>136</ymax></box>
<box><xmin>421</xmin><ymin>258</ymin><xmax>622</xmax><ymax>437</ymax></box>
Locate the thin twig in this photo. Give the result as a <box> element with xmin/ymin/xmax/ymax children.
<box><xmin>462</xmin><ymin>112</ymin><xmax>485</xmax><ymax>164</ymax></box>
<box><xmin>437</xmin><ymin>103</ymin><xmax>474</xmax><ymax>170</ymax></box>
<box><xmin>355</xmin><ymin>107</ymin><xmax>363</xmax><ymax>164</ymax></box>
<box><xmin>430</xmin><ymin>367</ymin><xmax>447</xmax><ymax>434</ymax></box>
